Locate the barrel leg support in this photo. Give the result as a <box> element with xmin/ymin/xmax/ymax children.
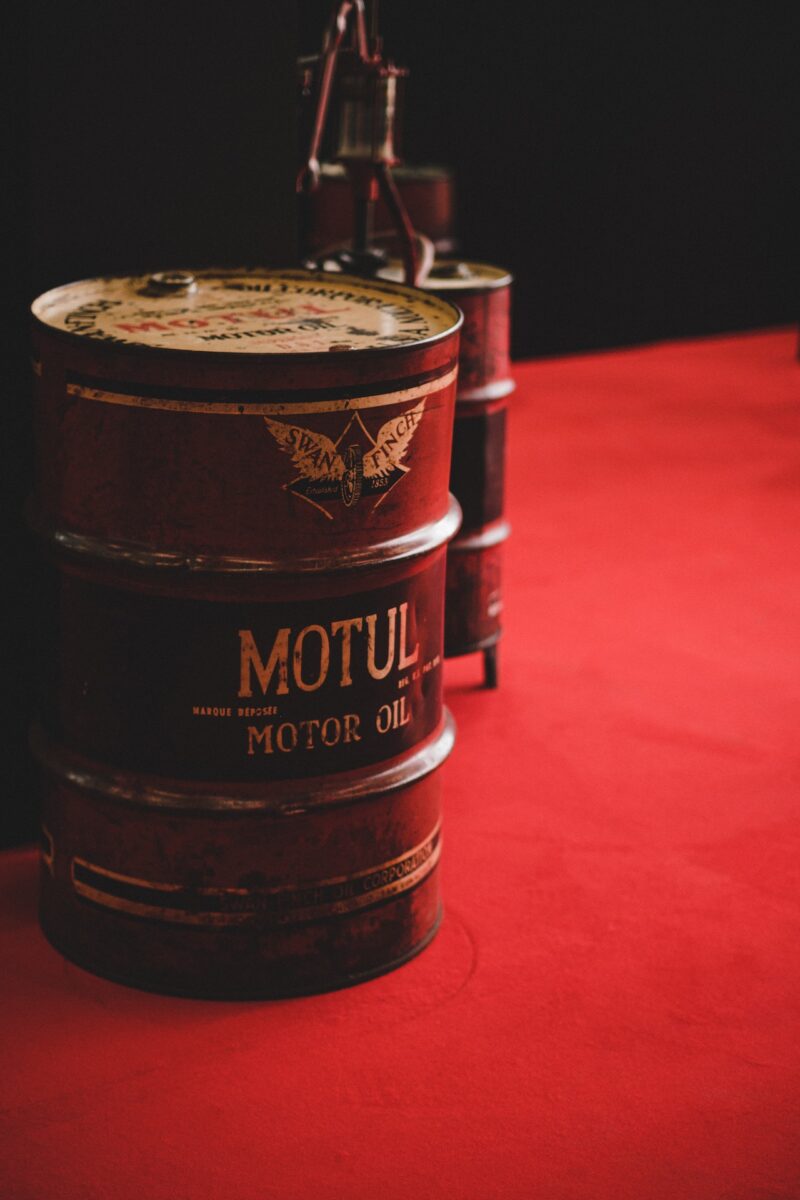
<box><xmin>483</xmin><ymin>644</ymin><xmax>498</xmax><ymax>689</ymax></box>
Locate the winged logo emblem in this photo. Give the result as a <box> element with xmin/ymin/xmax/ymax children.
<box><xmin>263</xmin><ymin>399</ymin><xmax>426</xmax><ymax>518</ymax></box>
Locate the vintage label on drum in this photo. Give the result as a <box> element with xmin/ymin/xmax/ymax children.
<box><xmin>261</xmin><ymin>397</ymin><xmax>427</xmax><ymax>518</ymax></box>
<box><xmin>32</xmin><ymin>269</ymin><xmax>457</xmax><ymax>354</ymax></box>
<box><xmin>47</xmin><ymin>366</ymin><xmax>457</xmax><ymax>555</ymax></box>
<box><xmin>42</xmin><ymin>557</ymin><xmax>445</xmax><ymax>780</ymax></box>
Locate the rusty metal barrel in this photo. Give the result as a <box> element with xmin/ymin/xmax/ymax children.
<box><xmin>380</xmin><ymin>260</ymin><xmax>513</xmax><ymax>687</ymax></box>
<box><xmin>30</xmin><ymin>268</ymin><xmax>462</xmax><ymax>997</ymax></box>
<box><xmin>308</xmin><ymin>163</ymin><xmax>458</xmax><ymax>255</ymax></box>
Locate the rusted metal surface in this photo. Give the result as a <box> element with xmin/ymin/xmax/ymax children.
<box><xmin>379</xmin><ymin>260</ymin><xmax>513</xmax><ymax>685</ymax></box>
<box><xmin>31</xmin><ymin>268</ymin><xmax>462</xmax><ymax>996</ymax></box>
<box><xmin>444</xmin><ymin>519</ymin><xmax>509</xmax><ymax>660</ymax></box>
<box><xmin>307</xmin><ymin>163</ymin><xmax>458</xmax><ymax>257</ymax></box>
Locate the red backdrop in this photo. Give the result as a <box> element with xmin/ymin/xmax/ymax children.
<box><xmin>2</xmin><ymin>329</ymin><xmax>798</xmax><ymax>1199</ymax></box>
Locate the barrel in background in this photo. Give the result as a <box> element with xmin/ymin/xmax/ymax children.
<box><xmin>380</xmin><ymin>260</ymin><xmax>514</xmax><ymax>687</ymax></box>
<box><xmin>307</xmin><ymin>163</ymin><xmax>458</xmax><ymax>256</ymax></box>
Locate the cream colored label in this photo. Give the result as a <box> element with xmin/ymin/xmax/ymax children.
<box><xmin>32</xmin><ymin>269</ymin><xmax>458</xmax><ymax>353</ymax></box>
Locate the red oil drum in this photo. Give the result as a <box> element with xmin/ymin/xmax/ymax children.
<box><xmin>31</xmin><ymin>268</ymin><xmax>462</xmax><ymax>997</ymax></box>
<box><xmin>380</xmin><ymin>260</ymin><xmax>513</xmax><ymax>687</ymax></box>
<box><xmin>308</xmin><ymin>163</ymin><xmax>458</xmax><ymax>255</ymax></box>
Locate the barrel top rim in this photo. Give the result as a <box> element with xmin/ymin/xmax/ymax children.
<box><xmin>379</xmin><ymin>259</ymin><xmax>513</xmax><ymax>292</ymax></box>
<box><xmin>30</xmin><ymin>267</ymin><xmax>463</xmax><ymax>361</ymax></box>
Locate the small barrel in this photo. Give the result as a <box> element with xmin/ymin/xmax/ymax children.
<box><xmin>380</xmin><ymin>260</ymin><xmax>513</xmax><ymax>686</ymax></box>
<box><xmin>307</xmin><ymin>163</ymin><xmax>458</xmax><ymax>255</ymax></box>
<box><xmin>31</xmin><ymin>268</ymin><xmax>462</xmax><ymax>997</ymax></box>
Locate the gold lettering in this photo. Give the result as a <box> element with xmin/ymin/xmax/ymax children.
<box><xmin>366</xmin><ymin>608</ymin><xmax>396</xmax><ymax>679</ymax></box>
<box><xmin>331</xmin><ymin>617</ymin><xmax>364</xmax><ymax>686</ymax></box>
<box><xmin>240</xmin><ymin>601</ymin><xmax>412</xmax><ymax>697</ymax></box>
<box><xmin>276</xmin><ymin>723</ymin><xmax>298</xmax><ymax>752</ymax></box>
<box><xmin>344</xmin><ymin>713</ymin><xmax>362</xmax><ymax>742</ymax></box>
<box><xmin>298</xmin><ymin>718</ymin><xmax>320</xmax><ymax>748</ymax></box>
<box><xmin>292</xmin><ymin>624</ymin><xmax>330</xmax><ymax>691</ymax></box>
<box><xmin>376</xmin><ymin>698</ymin><xmax>410</xmax><ymax>734</ymax></box>
<box><xmin>398</xmin><ymin>602</ymin><xmax>419</xmax><ymax>670</ymax></box>
<box><xmin>321</xmin><ymin>717</ymin><xmax>341</xmax><ymax>746</ymax></box>
<box><xmin>238</xmin><ymin>629</ymin><xmax>289</xmax><ymax>697</ymax></box>
<box><xmin>247</xmin><ymin>725</ymin><xmax>274</xmax><ymax>755</ymax></box>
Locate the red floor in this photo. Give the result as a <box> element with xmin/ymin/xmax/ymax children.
<box><xmin>2</xmin><ymin>329</ymin><xmax>799</xmax><ymax>1200</ymax></box>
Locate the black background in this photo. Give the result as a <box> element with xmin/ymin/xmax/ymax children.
<box><xmin>300</xmin><ymin>0</ymin><xmax>797</xmax><ymax>357</ymax></box>
<box><xmin>5</xmin><ymin>1</ymin><xmax>798</xmax><ymax>846</ymax></box>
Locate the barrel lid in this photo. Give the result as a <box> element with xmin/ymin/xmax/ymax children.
<box><xmin>379</xmin><ymin>259</ymin><xmax>512</xmax><ymax>291</ymax></box>
<box><xmin>30</xmin><ymin>268</ymin><xmax>461</xmax><ymax>355</ymax></box>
